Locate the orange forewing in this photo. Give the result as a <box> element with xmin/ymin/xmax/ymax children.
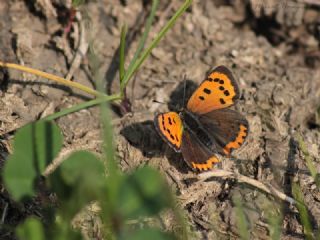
<box><xmin>155</xmin><ymin>112</ymin><xmax>183</xmax><ymax>152</ymax></box>
<box><xmin>187</xmin><ymin>66</ymin><xmax>239</xmax><ymax>114</ymax></box>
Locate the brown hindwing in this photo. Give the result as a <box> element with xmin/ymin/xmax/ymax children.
<box><xmin>199</xmin><ymin>108</ymin><xmax>249</xmax><ymax>156</ymax></box>
<box><xmin>181</xmin><ymin>130</ymin><xmax>220</xmax><ymax>171</ymax></box>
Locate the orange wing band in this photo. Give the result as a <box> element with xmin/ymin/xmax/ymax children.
<box><xmin>191</xmin><ymin>156</ymin><xmax>220</xmax><ymax>171</ymax></box>
<box><xmin>223</xmin><ymin>124</ymin><xmax>248</xmax><ymax>155</ymax></box>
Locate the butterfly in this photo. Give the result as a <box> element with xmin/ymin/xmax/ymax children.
<box><xmin>154</xmin><ymin>66</ymin><xmax>249</xmax><ymax>171</ymax></box>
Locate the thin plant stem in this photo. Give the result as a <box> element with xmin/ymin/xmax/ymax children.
<box><xmin>292</xmin><ymin>183</ymin><xmax>313</xmax><ymax>240</ymax></box>
<box><xmin>0</xmin><ymin>61</ymin><xmax>104</xmax><ymax>97</ymax></box>
<box><xmin>122</xmin><ymin>0</ymin><xmax>159</xmax><ymax>92</ymax></box>
<box><xmin>119</xmin><ymin>24</ymin><xmax>127</xmax><ymax>82</ymax></box>
<box><xmin>121</xmin><ymin>0</ymin><xmax>192</xmax><ymax>91</ymax></box>
<box><xmin>43</xmin><ymin>94</ymin><xmax>121</xmax><ymax>121</ymax></box>
<box><xmin>296</xmin><ymin>134</ymin><xmax>320</xmax><ymax>187</ymax></box>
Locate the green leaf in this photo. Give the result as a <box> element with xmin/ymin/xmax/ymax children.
<box><xmin>60</xmin><ymin>151</ymin><xmax>104</xmax><ymax>185</ymax></box>
<box><xmin>50</xmin><ymin>219</ymin><xmax>83</xmax><ymax>240</ymax></box>
<box><xmin>50</xmin><ymin>151</ymin><xmax>105</xmax><ymax>219</ymax></box>
<box><xmin>116</xmin><ymin>166</ymin><xmax>172</xmax><ymax>219</ymax></box>
<box><xmin>123</xmin><ymin>228</ymin><xmax>176</xmax><ymax>240</ymax></box>
<box><xmin>3</xmin><ymin>121</ymin><xmax>62</xmax><ymax>201</ymax></box>
<box><xmin>16</xmin><ymin>217</ymin><xmax>45</xmax><ymax>240</ymax></box>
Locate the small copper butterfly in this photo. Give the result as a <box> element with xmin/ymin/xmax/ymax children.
<box><xmin>154</xmin><ymin>66</ymin><xmax>249</xmax><ymax>171</ymax></box>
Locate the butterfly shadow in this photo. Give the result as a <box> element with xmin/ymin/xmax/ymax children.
<box><xmin>120</xmin><ymin>80</ymin><xmax>199</xmax><ymax>174</ymax></box>
<box><xmin>120</xmin><ymin>120</ymin><xmax>189</xmax><ymax>173</ymax></box>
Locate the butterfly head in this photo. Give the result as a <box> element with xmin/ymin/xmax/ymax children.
<box><xmin>167</xmin><ymin>80</ymin><xmax>198</xmax><ymax>111</ymax></box>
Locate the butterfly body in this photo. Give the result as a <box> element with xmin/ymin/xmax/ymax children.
<box><xmin>155</xmin><ymin>66</ymin><xmax>248</xmax><ymax>171</ymax></box>
<box><xmin>179</xmin><ymin>110</ymin><xmax>216</xmax><ymax>152</ymax></box>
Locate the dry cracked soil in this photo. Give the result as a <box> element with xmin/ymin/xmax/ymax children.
<box><xmin>1</xmin><ymin>0</ymin><xmax>320</xmax><ymax>239</ymax></box>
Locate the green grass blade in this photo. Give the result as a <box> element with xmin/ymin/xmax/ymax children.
<box><xmin>121</xmin><ymin>0</ymin><xmax>192</xmax><ymax>89</ymax></box>
<box><xmin>296</xmin><ymin>134</ymin><xmax>320</xmax><ymax>187</ymax></box>
<box><xmin>233</xmin><ymin>196</ymin><xmax>250</xmax><ymax>240</ymax></box>
<box><xmin>123</xmin><ymin>0</ymin><xmax>159</xmax><ymax>91</ymax></box>
<box><xmin>99</xmin><ymin>101</ymin><xmax>120</xmax><ymax>238</ymax></box>
<box><xmin>42</xmin><ymin>94</ymin><xmax>121</xmax><ymax>121</ymax></box>
<box><xmin>94</xmin><ymin>44</ymin><xmax>121</xmax><ymax>239</ymax></box>
<box><xmin>119</xmin><ymin>24</ymin><xmax>127</xmax><ymax>83</ymax></box>
<box><xmin>100</xmin><ymin>101</ymin><xmax>118</xmax><ymax>175</ymax></box>
<box><xmin>267</xmin><ymin>208</ymin><xmax>282</xmax><ymax>240</ymax></box>
<box><xmin>91</xmin><ymin>42</ymin><xmax>120</xmax><ymax>197</ymax></box>
<box><xmin>171</xmin><ymin>201</ymin><xmax>190</xmax><ymax>240</ymax></box>
<box><xmin>292</xmin><ymin>182</ymin><xmax>313</xmax><ymax>240</ymax></box>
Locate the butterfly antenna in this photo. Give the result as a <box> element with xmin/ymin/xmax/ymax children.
<box><xmin>182</xmin><ymin>74</ymin><xmax>187</xmax><ymax>110</ymax></box>
<box><xmin>152</xmin><ymin>100</ymin><xmax>165</xmax><ymax>104</ymax></box>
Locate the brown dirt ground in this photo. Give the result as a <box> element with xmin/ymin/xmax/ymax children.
<box><xmin>1</xmin><ymin>0</ymin><xmax>320</xmax><ymax>239</ymax></box>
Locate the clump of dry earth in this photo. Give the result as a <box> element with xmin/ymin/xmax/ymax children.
<box><xmin>1</xmin><ymin>0</ymin><xmax>320</xmax><ymax>239</ymax></box>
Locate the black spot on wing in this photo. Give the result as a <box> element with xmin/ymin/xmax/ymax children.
<box><xmin>161</xmin><ymin>115</ymin><xmax>166</xmax><ymax>130</ymax></box>
<box><xmin>203</xmin><ymin>88</ymin><xmax>211</xmax><ymax>94</ymax></box>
